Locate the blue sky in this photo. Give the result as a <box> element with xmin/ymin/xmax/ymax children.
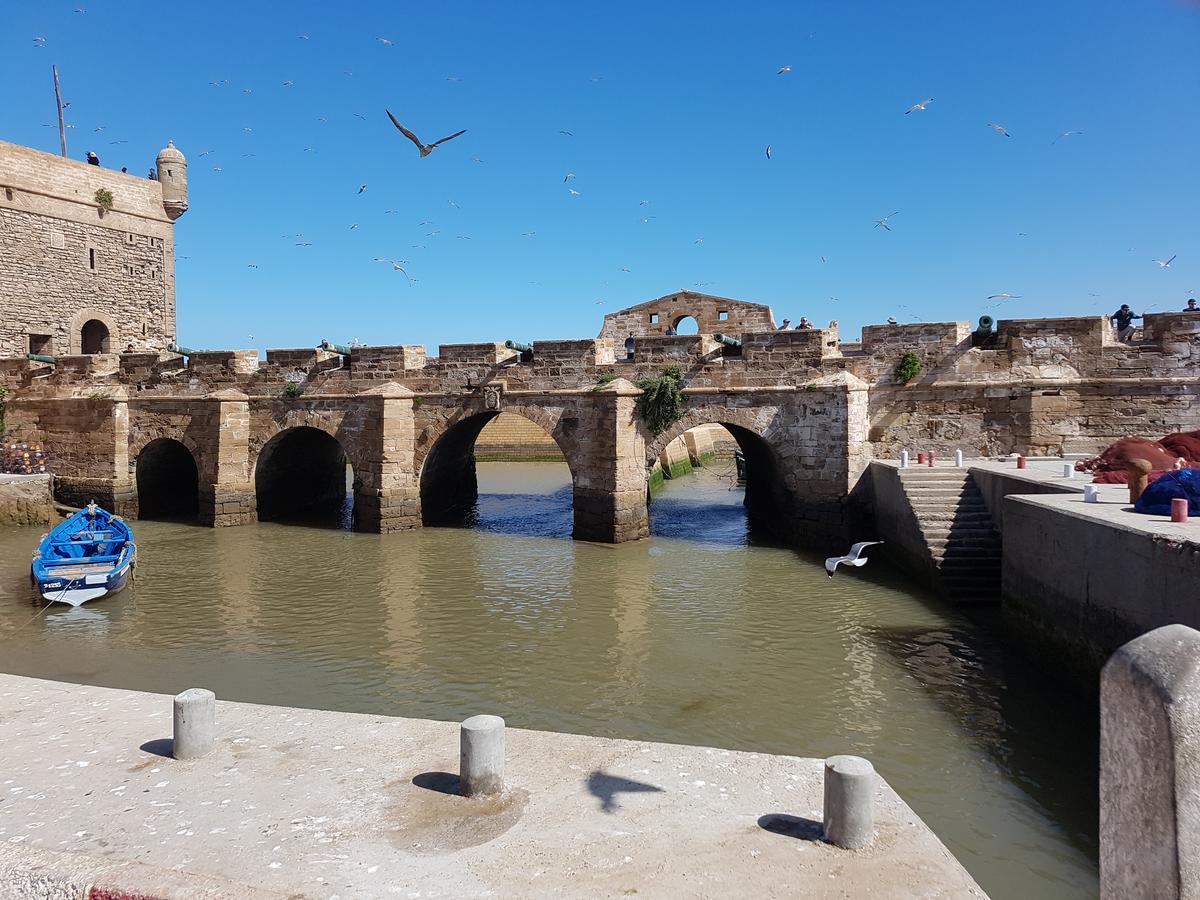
<box><xmin>5</xmin><ymin>0</ymin><xmax>1198</xmax><ymax>351</ymax></box>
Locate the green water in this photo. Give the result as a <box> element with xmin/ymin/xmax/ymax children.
<box><xmin>0</xmin><ymin>463</ymin><xmax>1098</xmax><ymax>898</ymax></box>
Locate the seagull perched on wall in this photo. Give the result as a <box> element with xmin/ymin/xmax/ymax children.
<box><xmin>905</xmin><ymin>98</ymin><xmax>933</xmax><ymax>114</ymax></box>
<box><xmin>825</xmin><ymin>542</ymin><xmax>883</xmax><ymax>578</ymax></box>
<box><xmin>1155</xmin><ymin>255</ymin><xmax>1177</xmax><ymax>269</ymax></box>
<box><xmin>386</xmin><ymin>110</ymin><xmax>466</xmax><ymax>157</ymax></box>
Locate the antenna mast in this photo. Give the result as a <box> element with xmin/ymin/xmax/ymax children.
<box><xmin>52</xmin><ymin>65</ymin><xmax>67</xmax><ymax>158</ymax></box>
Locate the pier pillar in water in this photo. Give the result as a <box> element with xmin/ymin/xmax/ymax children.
<box><xmin>173</xmin><ymin>687</ymin><xmax>216</xmax><ymax>760</ymax></box>
<box><xmin>1100</xmin><ymin>624</ymin><xmax>1200</xmax><ymax>899</ymax></box>
<box><xmin>460</xmin><ymin>714</ymin><xmax>505</xmax><ymax>797</ymax></box>
<box><xmin>355</xmin><ymin>382</ymin><xmax>421</xmax><ymax>533</ymax></box>
<box><xmin>572</xmin><ymin>378</ymin><xmax>649</xmax><ymax>543</ymax></box>
<box><xmin>823</xmin><ymin>755</ymin><xmax>876</xmax><ymax>849</ymax></box>
<box><xmin>200</xmin><ymin>389</ymin><xmax>255</xmax><ymax>526</ymax></box>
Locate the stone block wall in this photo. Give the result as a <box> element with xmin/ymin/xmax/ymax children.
<box><xmin>599</xmin><ymin>291</ymin><xmax>777</xmax><ymax>339</ymax></box>
<box><xmin>0</xmin><ymin>140</ymin><xmax>177</xmax><ymax>357</ymax></box>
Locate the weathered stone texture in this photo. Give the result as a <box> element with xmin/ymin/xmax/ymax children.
<box><xmin>0</xmin><ymin>140</ymin><xmax>182</xmax><ymax>357</ymax></box>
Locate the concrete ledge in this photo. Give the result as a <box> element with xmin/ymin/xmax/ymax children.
<box><xmin>0</xmin><ymin>675</ymin><xmax>985</xmax><ymax>899</ymax></box>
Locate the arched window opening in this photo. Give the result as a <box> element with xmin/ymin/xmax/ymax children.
<box><xmin>136</xmin><ymin>438</ymin><xmax>199</xmax><ymax>521</ymax></box>
<box><xmin>81</xmin><ymin>319</ymin><xmax>110</xmax><ymax>354</ymax></box>
<box><xmin>421</xmin><ymin>411</ymin><xmax>574</xmax><ymax>537</ymax></box>
<box><xmin>256</xmin><ymin>427</ymin><xmax>353</xmax><ymax>529</ymax></box>
<box><xmin>672</xmin><ymin>315</ymin><xmax>700</xmax><ymax>335</ymax></box>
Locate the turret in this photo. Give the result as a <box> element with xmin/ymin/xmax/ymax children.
<box><xmin>156</xmin><ymin>140</ymin><xmax>188</xmax><ymax>220</ymax></box>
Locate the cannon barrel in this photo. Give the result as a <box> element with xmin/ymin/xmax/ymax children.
<box><xmin>975</xmin><ymin>315</ymin><xmax>995</xmax><ymax>334</ymax></box>
<box><xmin>320</xmin><ymin>339</ymin><xmax>353</xmax><ymax>355</ymax></box>
<box><xmin>25</xmin><ymin>353</ymin><xmax>55</xmax><ymax>364</ymax></box>
<box><xmin>505</xmin><ymin>339</ymin><xmax>533</xmax><ymax>353</ymax></box>
<box><xmin>713</xmin><ymin>333</ymin><xmax>742</xmax><ymax>348</ymax></box>
<box><xmin>166</xmin><ymin>341</ymin><xmax>199</xmax><ymax>356</ymax></box>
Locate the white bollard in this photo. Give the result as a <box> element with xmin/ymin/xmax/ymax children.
<box><xmin>899</xmin><ymin>450</ymin><xmax>910</xmax><ymax>469</ymax></box>
<box><xmin>172</xmin><ymin>688</ymin><xmax>216</xmax><ymax>760</ymax></box>
<box><xmin>460</xmin><ymin>714</ymin><xmax>505</xmax><ymax>797</ymax></box>
<box><xmin>954</xmin><ymin>449</ymin><xmax>964</xmax><ymax>468</ymax></box>
<box><xmin>823</xmin><ymin>755</ymin><xmax>876</xmax><ymax>849</ymax></box>
<box><xmin>1085</xmin><ymin>484</ymin><xmax>1100</xmax><ymax>503</ymax></box>
<box><xmin>1064</xmin><ymin>464</ymin><xmax>1075</xmax><ymax>479</ymax></box>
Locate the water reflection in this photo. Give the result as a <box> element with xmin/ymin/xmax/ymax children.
<box><xmin>0</xmin><ymin>462</ymin><xmax>1098</xmax><ymax>900</ymax></box>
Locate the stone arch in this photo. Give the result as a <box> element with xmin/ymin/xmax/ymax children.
<box><xmin>644</xmin><ymin>404</ymin><xmax>792</xmax><ymax>543</ymax></box>
<box><xmin>251</xmin><ymin>408</ymin><xmax>366</xmax><ymax>481</ymax></box>
<box><xmin>134</xmin><ymin>437</ymin><xmax>199</xmax><ymax>520</ymax></box>
<box><xmin>254</xmin><ymin>425</ymin><xmax>353</xmax><ymax>527</ymax></box>
<box><xmin>672</xmin><ymin>314</ymin><xmax>700</xmax><ymax>335</ymax></box>
<box><xmin>68</xmin><ymin>309</ymin><xmax>119</xmax><ymax>355</ymax></box>
<box><xmin>417</xmin><ymin>402</ymin><xmax>579</xmax><ymax>528</ymax></box>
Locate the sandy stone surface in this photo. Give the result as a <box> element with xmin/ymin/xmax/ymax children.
<box><xmin>0</xmin><ymin>674</ymin><xmax>986</xmax><ymax>898</ymax></box>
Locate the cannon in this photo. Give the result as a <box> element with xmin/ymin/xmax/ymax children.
<box><xmin>25</xmin><ymin>353</ymin><xmax>55</xmax><ymax>364</ymax></box>
<box><xmin>320</xmin><ymin>339</ymin><xmax>353</xmax><ymax>355</ymax></box>
<box><xmin>713</xmin><ymin>333</ymin><xmax>742</xmax><ymax>348</ymax></box>
<box><xmin>504</xmin><ymin>339</ymin><xmax>533</xmax><ymax>354</ymax></box>
<box><xmin>166</xmin><ymin>341</ymin><xmax>199</xmax><ymax>356</ymax></box>
<box><xmin>971</xmin><ymin>315</ymin><xmax>997</xmax><ymax>348</ymax></box>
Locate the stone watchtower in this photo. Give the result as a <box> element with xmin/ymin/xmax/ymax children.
<box><xmin>0</xmin><ymin>138</ymin><xmax>188</xmax><ymax>357</ymax></box>
<box><xmin>156</xmin><ymin>141</ymin><xmax>188</xmax><ymax>220</ymax></box>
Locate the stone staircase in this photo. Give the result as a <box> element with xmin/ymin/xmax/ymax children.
<box><xmin>897</xmin><ymin>468</ymin><xmax>1002</xmax><ymax>602</ymax></box>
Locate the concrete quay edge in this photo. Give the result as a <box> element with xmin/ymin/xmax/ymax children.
<box><xmin>0</xmin><ymin>674</ymin><xmax>988</xmax><ymax>899</ymax></box>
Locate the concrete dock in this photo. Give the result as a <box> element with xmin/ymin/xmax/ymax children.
<box><xmin>0</xmin><ymin>674</ymin><xmax>986</xmax><ymax>898</ymax></box>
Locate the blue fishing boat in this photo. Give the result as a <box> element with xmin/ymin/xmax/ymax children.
<box><xmin>30</xmin><ymin>502</ymin><xmax>136</xmax><ymax>606</ymax></box>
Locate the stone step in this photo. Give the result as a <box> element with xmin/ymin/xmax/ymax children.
<box><xmin>926</xmin><ymin>537</ymin><xmax>1002</xmax><ymax>550</ymax></box>
<box><xmin>911</xmin><ymin>512</ymin><xmax>994</xmax><ymax>525</ymax></box>
<box><xmin>937</xmin><ymin>548</ymin><xmax>1003</xmax><ymax>560</ymax></box>
<box><xmin>921</xmin><ymin>527</ymin><xmax>999</xmax><ymax>540</ymax></box>
<box><xmin>908</xmin><ymin>501</ymin><xmax>988</xmax><ymax>512</ymax></box>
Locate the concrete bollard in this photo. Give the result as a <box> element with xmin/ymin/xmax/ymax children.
<box><xmin>954</xmin><ymin>449</ymin><xmax>964</xmax><ymax>468</ymax></box>
<box><xmin>460</xmin><ymin>714</ymin><xmax>505</xmax><ymax>797</ymax></box>
<box><xmin>1171</xmin><ymin>498</ymin><xmax>1189</xmax><ymax>523</ymax></box>
<box><xmin>927</xmin><ymin>451</ymin><xmax>936</xmax><ymax>467</ymax></box>
<box><xmin>899</xmin><ymin>450</ymin><xmax>909</xmax><ymax>469</ymax></box>
<box><xmin>1016</xmin><ymin>455</ymin><xmax>1026</xmax><ymax>469</ymax></box>
<box><xmin>172</xmin><ymin>688</ymin><xmax>216</xmax><ymax>760</ymax></box>
<box><xmin>823</xmin><ymin>755</ymin><xmax>876</xmax><ymax>849</ymax></box>
<box><xmin>1084</xmin><ymin>485</ymin><xmax>1100</xmax><ymax>503</ymax></box>
<box><xmin>1063</xmin><ymin>463</ymin><xmax>1075</xmax><ymax>479</ymax></box>
<box><xmin>1100</xmin><ymin>624</ymin><xmax>1200</xmax><ymax>898</ymax></box>
<box><xmin>917</xmin><ymin>452</ymin><xmax>926</xmax><ymax>465</ymax></box>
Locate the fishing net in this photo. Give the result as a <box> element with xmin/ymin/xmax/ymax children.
<box><xmin>1135</xmin><ymin>468</ymin><xmax>1200</xmax><ymax>516</ymax></box>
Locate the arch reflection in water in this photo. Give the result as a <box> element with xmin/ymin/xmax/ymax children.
<box><xmin>255</xmin><ymin>426</ymin><xmax>354</xmax><ymax>529</ymax></box>
<box><xmin>135</xmin><ymin>437</ymin><xmax>199</xmax><ymax>521</ymax></box>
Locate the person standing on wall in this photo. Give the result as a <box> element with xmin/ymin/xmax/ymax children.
<box><xmin>1110</xmin><ymin>304</ymin><xmax>1143</xmax><ymax>343</ymax></box>
<box><xmin>1185</xmin><ymin>298</ymin><xmax>1198</xmax><ymax>312</ymax></box>
<box><xmin>777</xmin><ymin>318</ymin><xmax>791</xmax><ymax>330</ymax></box>
<box><xmin>796</xmin><ymin>317</ymin><xmax>813</xmax><ymax>330</ymax></box>
<box><xmin>86</xmin><ymin>151</ymin><xmax>99</xmax><ymax>166</ymax></box>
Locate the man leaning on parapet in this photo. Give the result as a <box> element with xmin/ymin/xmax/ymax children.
<box><xmin>1110</xmin><ymin>304</ymin><xmax>1143</xmax><ymax>343</ymax></box>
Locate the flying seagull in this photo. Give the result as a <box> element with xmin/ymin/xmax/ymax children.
<box><xmin>357</xmin><ymin>184</ymin><xmax>366</xmax><ymax>194</ymax></box>
<box><xmin>386</xmin><ymin>110</ymin><xmax>466</xmax><ymax>157</ymax></box>
<box><xmin>825</xmin><ymin>541</ymin><xmax>883</xmax><ymax>577</ymax></box>
<box><xmin>559</xmin><ymin>130</ymin><xmax>573</xmax><ymax>136</ymax></box>
<box><xmin>1053</xmin><ymin>130</ymin><xmax>1083</xmax><ymax>144</ymax></box>
<box><xmin>905</xmin><ymin>98</ymin><xmax>933</xmax><ymax>114</ymax></box>
<box><xmin>777</xmin><ymin>65</ymin><xmax>791</xmax><ymax>74</ymax></box>
<box><xmin>1155</xmin><ymin>255</ymin><xmax>1177</xmax><ymax>269</ymax></box>
<box><xmin>987</xmin><ymin>292</ymin><xmax>1022</xmax><ymax>300</ymax></box>
<box><xmin>987</xmin><ymin>123</ymin><xmax>1011</xmax><ymax>137</ymax></box>
<box><xmin>765</xmin><ymin>145</ymin><xmax>772</xmax><ymax>159</ymax></box>
<box><xmin>564</xmin><ymin>172</ymin><xmax>576</xmax><ymax>182</ymax></box>
<box><xmin>874</xmin><ymin>211</ymin><xmax>899</xmax><ymax>231</ymax></box>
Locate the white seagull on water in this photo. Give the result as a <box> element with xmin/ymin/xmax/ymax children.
<box><xmin>825</xmin><ymin>542</ymin><xmax>883</xmax><ymax>578</ymax></box>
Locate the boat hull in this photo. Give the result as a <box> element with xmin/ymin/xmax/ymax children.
<box><xmin>37</xmin><ymin>560</ymin><xmax>132</xmax><ymax>607</ymax></box>
<box><xmin>30</xmin><ymin>504</ymin><xmax>136</xmax><ymax>607</ymax></box>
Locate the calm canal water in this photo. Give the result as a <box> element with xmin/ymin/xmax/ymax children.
<box><xmin>0</xmin><ymin>462</ymin><xmax>1097</xmax><ymax>898</ymax></box>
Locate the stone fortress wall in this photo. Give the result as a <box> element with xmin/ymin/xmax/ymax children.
<box><xmin>3</xmin><ymin>288</ymin><xmax>1199</xmax><ymax>550</ymax></box>
<box><xmin>0</xmin><ymin>140</ymin><xmax>185</xmax><ymax>358</ymax></box>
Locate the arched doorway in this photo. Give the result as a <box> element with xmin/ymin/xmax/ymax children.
<box><xmin>136</xmin><ymin>438</ymin><xmax>199</xmax><ymax>521</ymax></box>
<box><xmin>420</xmin><ymin>411</ymin><xmax>574</xmax><ymax>536</ymax></box>
<box><xmin>673</xmin><ymin>315</ymin><xmax>700</xmax><ymax>335</ymax></box>
<box><xmin>649</xmin><ymin>423</ymin><xmax>787</xmax><ymax>545</ymax></box>
<box><xmin>81</xmin><ymin>319</ymin><xmax>110</xmax><ymax>354</ymax></box>
<box><xmin>255</xmin><ymin>427</ymin><xmax>353</xmax><ymax>528</ymax></box>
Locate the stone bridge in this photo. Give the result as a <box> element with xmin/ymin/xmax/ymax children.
<box><xmin>4</xmin><ymin>292</ymin><xmax>1200</xmax><ymax>550</ymax></box>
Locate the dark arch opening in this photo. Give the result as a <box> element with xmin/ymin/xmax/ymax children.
<box><xmin>255</xmin><ymin>426</ymin><xmax>353</xmax><ymax>529</ymax></box>
<box><xmin>81</xmin><ymin>319</ymin><xmax>110</xmax><ymax>354</ymax></box>
<box><xmin>420</xmin><ymin>411</ymin><xmax>575</xmax><ymax>536</ymax></box>
<box><xmin>648</xmin><ymin>423</ymin><xmax>788</xmax><ymax>545</ymax></box>
<box><xmin>136</xmin><ymin>438</ymin><xmax>199</xmax><ymax>521</ymax></box>
<box><xmin>672</xmin><ymin>315</ymin><xmax>699</xmax><ymax>335</ymax></box>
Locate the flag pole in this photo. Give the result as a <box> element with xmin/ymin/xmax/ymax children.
<box><xmin>52</xmin><ymin>65</ymin><xmax>67</xmax><ymax>158</ymax></box>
